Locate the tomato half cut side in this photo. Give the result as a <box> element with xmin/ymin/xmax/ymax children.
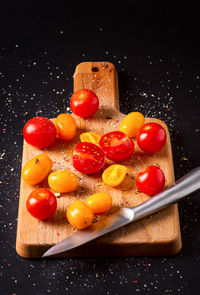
<box><xmin>99</xmin><ymin>131</ymin><xmax>134</xmax><ymax>162</ymax></box>
<box><xmin>102</xmin><ymin>164</ymin><xmax>127</xmax><ymax>187</ymax></box>
<box><xmin>80</xmin><ymin>132</ymin><xmax>101</xmax><ymax>146</ymax></box>
<box><xmin>72</xmin><ymin>142</ymin><xmax>105</xmax><ymax>174</ymax></box>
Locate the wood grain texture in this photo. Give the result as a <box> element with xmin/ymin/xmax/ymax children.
<box><xmin>16</xmin><ymin>62</ymin><xmax>182</xmax><ymax>258</ymax></box>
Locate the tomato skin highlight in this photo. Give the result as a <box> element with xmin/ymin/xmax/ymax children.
<box><xmin>86</xmin><ymin>193</ymin><xmax>112</xmax><ymax>214</ymax></box>
<box><xmin>99</xmin><ymin>131</ymin><xmax>134</xmax><ymax>162</ymax></box>
<box><xmin>136</xmin><ymin>165</ymin><xmax>165</xmax><ymax>196</ymax></box>
<box><xmin>72</xmin><ymin>142</ymin><xmax>105</xmax><ymax>174</ymax></box>
<box><xmin>23</xmin><ymin>117</ymin><xmax>57</xmax><ymax>149</ymax></box>
<box><xmin>22</xmin><ymin>153</ymin><xmax>53</xmax><ymax>185</ymax></box>
<box><xmin>67</xmin><ymin>200</ymin><xmax>94</xmax><ymax>229</ymax></box>
<box><xmin>26</xmin><ymin>188</ymin><xmax>57</xmax><ymax>220</ymax></box>
<box><xmin>119</xmin><ymin>112</ymin><xmax>145</xmax><ymax>137</ymax></box>
<box><xmin>137</xmin><ymin>122</ymin><xmax>166</xmax><ymax>154</ymax></box>
<box><xmin>55</xmin><ymin>113</ymin><xmax>76</xmax><ymax>141</ymax></box>
<box><xmin>70</xmin><ymin>89</ymin><xmax>99</xmax><ymax>118</ymax></box>
<box><xmin>48</xmin><ymin>170</ymin><xmax>78</xmax><ymax>193</ymax></box>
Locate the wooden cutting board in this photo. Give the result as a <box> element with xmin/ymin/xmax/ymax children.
<box><xmin>16</xmin><ymin>62</ymin><xmax>182</xmax><ymax>258</ymax></box>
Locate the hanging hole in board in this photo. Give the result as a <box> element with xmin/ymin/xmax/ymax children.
<box><xmin>91</xmin><ymin>67</ymin><xmax>99</xmax><ymax>72</ymax></box>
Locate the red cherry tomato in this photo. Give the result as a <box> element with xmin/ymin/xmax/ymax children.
<box><xmin>136</xmin><ymin>165</ymin><xmax>165</xmax><ymax>196</ymax></box>
<box><xmin>72</xmin><ymin>142</ymin><xmax>105</xmax><ymax>174</ymax></box>
<box><xmin>137</xmin><ymin>122</ymin><xmax>166</xmax><ymax>154</ymax></box>
<box><xmin>70</xmin><ymin>89</ymin><xmax>99</xmax><ymax>118</ymax></box>
<box><xmin>23</xmin><ymin>117</ymin><xmax>57</xmax><ymax>149</ymax></box>
<box><xmin>26</xmin><ymin>188</ymin><xmax>57</xmax><ymax>220</ymax></box>
<box><xmin>99</xmin><ymin>131</ymin><xmax>134</xmax><ymax>162</ymax></box>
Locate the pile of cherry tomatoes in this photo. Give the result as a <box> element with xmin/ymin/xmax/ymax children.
<box><xmin>22</xmin><ymin>89</ymin><xmax>167</xmax><ymax>230</ymax></box>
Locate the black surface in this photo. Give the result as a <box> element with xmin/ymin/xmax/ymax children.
<box><xmin>0</xmin><ymin>1</ymin><xmax>200</xmax><ymax>294</ymax></box>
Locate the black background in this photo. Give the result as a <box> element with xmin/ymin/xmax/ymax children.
<box><xmin>0</xmin><ymin>1</ymin><xmax>200</xmax><ymax>294</ymax></box>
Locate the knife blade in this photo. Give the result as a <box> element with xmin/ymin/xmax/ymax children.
<box><xmin>42</xmin><ymin>167</ymin><xmax>200</xmax><ymax>258</ymax></box>
<box><xmin>42</xmin><ymin>208</ymin><xmax>134</xmax><ymax>257</ymax></box>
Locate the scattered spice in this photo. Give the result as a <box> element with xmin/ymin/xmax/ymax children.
<box><xmin>182</xmin><ymin>157</ymin><xmax>188</xmax><ymax>161</ymax></box>
<box><xmin>35</xmin><ymin>158</ymin><xmax>40</xmax><ymax>164</ymax></box>
<box><xmin>54</xmin><ymin>192</ymin><xmax>61</xmax><ymax>198</ymax></box>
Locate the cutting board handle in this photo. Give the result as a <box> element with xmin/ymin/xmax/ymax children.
<box><xmin>73</xmin><ymin>62</ymin><xmax>120</xmax><ymax>113</ymax></box>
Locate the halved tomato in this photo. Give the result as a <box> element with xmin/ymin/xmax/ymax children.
<box><xmin>99</xmin><ymin>131</ymin><xmax>134</xmax><ymax>162</ymax></box>
<box><xmin>102</xmin><ymin>164</ymin><xmax>127</xmax><ymax>187</ymax></box>
<box><xmin>72</xmin><ymin>142</ymin><xmax>105</xmax><ymax>174</ymax></box>
<box><xmin>80</xmin><ymin>132</ymin><xmax>101</xmax><ymax>146</ymax></box>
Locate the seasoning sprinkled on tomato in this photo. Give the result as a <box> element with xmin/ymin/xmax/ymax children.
<box><xmin>72</xmin><ymin>142</ymin><xmax>105</xmax><ymax>174</ymax></box>
<box><xmin>99</xmin><ymin>131</ymin><xmax>134</xmax><ymax>162</ymax></box>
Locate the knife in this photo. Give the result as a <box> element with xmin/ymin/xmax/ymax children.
<box><xmin>42</xmin><ymin>167</ymin><xmax>200</xmax><ymax>258</ymax></box>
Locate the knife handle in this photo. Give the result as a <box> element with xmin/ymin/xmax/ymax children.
<box><xmin>132</xmin><ymin>167</ymin><xmax>200</xmax><ymax>221</ymax></box>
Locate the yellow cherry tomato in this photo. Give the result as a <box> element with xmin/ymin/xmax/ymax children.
<box><xmin>22</xmin><ymin>154</ymin><xmax>53</xmax><ymax>185</ymax></box>
<box><xmin>119</xmin><ymin>112</ymin><xmax>145</xmax><ymax>137</ymax></box>
<box><xmin>67</xmin><ymin>200</ymin><xmax>94</xmax><ymax>229</ymax></box>
<box><xmin>86</xmin><ymin>193</ymin><xmax>112</xmax><ymax>214</ymax></box>
<box><xmin>102</xmin><ymin>164</ymin><xmax>127</xmax><ymax>187</ymax></box>
<box><xmin>55</xmin><ymin>113</ymin><xmax>76</xmax><ymax>140</ymax></box>
<box><xmin>80</xmin><ymin>132</ymin><xmax>101</xmax><ymax>146</ymax></box>
<box><xmin>48</xmin><ymin>170</ymin><xmax>78</xmax><ymax>193</ymax></box>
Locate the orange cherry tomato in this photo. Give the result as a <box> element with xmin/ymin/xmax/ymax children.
<box><xmin>55</xmin><ymin>113</ymin><xmax>76</xmax><ymax>141</ymax></box>
<box><xmin>48</xmin><ymin>170</ymin><xmax>78</xmax><ymax>193</ymax></box>
<box><xmin>67</xmin><ymin>200</ymin><xmax>94</xmax><ymax>229</ymax></box>
<box><xmin>102</xmin><ymin>164</ymin><xmax>127</xmax><ymax>187</ymax></box>
<box><xmin>80</xmin><ymin>132</ymin><xmax>101</xmax><ymax>146</ymax></box>
<box><xmin>22</xmin><ymin>154</ymin><xmax>53</xmax><ymax>185</ymax></box>
<box><xmin>86</xmin><ymin>193</ymin><xmax>112</xmax><ymax>214</ymax></box>
<box><xmin>119</xmin><ymin>112</ymin><xmax>145</xmax><ymax>137</ymax></box>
